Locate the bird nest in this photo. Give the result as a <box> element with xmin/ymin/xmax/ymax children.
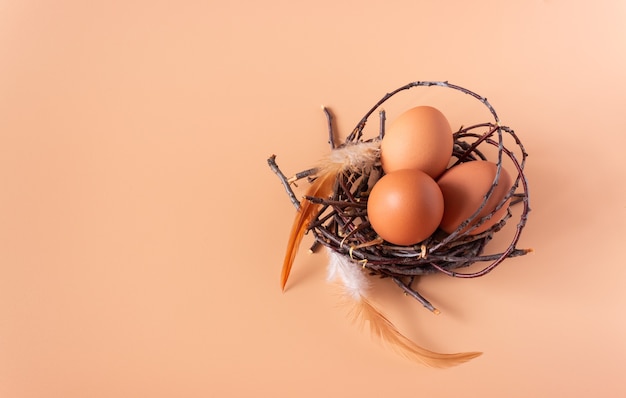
<box><xmin>268</xmin><ymin>81</ymin><xmax>531</xmax><ymax>313</ymax></box>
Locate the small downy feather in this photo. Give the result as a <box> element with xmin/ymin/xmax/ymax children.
<box><xmin>280</xmin><ymin>141</ymin><xmax>380</xmax><ymax>291</ymax></box>
<box><xmin>326</xmin><ymin>249</ymin><xmax>482</xmax><ymax>368</ymax></box>
<box><xmin>320</xmin><ymin>141</ymin><xmax>380</xmax><ymax>175</ymax></box>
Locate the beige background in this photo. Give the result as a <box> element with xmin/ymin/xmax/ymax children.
<box><xmin>1</xmin><ymin>1</ymin><xmax>625</xmax><ymax>397</ymax></box>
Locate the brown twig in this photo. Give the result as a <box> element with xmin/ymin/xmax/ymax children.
<box><xmin>267</xmin><ymin>155</ymin><xmax>301</xmax><ymax>210</ymax></box>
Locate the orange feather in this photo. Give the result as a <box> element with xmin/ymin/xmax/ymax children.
<box><xmin>352</xmin><ymin>297</ymin><xmax>482</xmax><ymax>367</ymax></box>
<box><xmin>280</xmin><ymin>170</ymin><xmax>337</xmax><ymax>291</ymax></box>
<box><xmin>328</xmin><ymin>249</ymin><xmax>480</xmax><ymax>367</ymax></box>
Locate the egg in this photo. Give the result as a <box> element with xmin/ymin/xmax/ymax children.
<box><xmin>437</xmin><ymin>160</ymin><xmax>512</xmax><ymax>235</ymax></box>
<box><xmin>380</xmin><ymin>106</ymin><xmax>453</xmax><ymax>179</ymax></box>
<box><xmin>367</xmin><ymin>169</ymin><xmax>444</xmax><ymax>246</ymax></box>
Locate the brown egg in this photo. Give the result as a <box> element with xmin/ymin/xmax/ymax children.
<box><xmin>380</xmin><ymin>106</ymin><xmax>453</xmax><ymax>179</ymax></box>
<box><xmin>367</xmin><ymin>169</ymin><xmax>444</xmax><ymax>246</ymax></box>
<box><xmin>437</xmin><ymin>160</ymin><xmax>512</xmax><ymax>235</ymax></box>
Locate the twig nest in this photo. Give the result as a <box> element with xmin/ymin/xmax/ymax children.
<box><xmin>269</xmin><ymin>81</ymin><xmax>531</xmax><ymax>309</ymax></box>
<box><xmin>311</xmin><ymin>81</ymin><xmax>530</xmax><ymax>282</ymax></box>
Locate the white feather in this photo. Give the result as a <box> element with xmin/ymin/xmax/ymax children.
<box><xmin>326</xmin><ymin>248</ymin><xmax>369</xmax><ymax>301</ymax></box>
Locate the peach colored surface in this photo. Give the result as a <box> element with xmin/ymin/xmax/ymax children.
<box><xmin>1</xmin><ymin>1</ymin><xmax>625</xmax><ymax>397</ymax></box>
